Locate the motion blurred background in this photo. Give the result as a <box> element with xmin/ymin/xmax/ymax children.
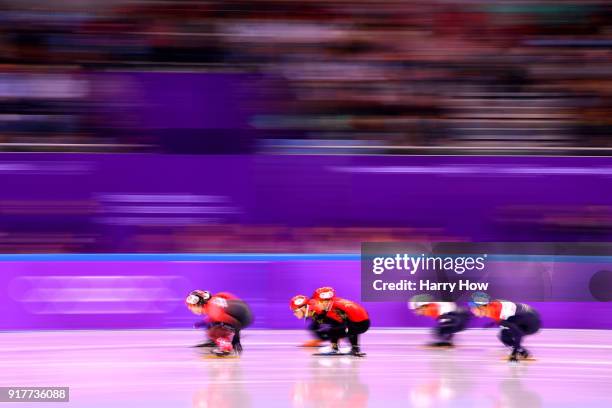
<box><xmin>0</xmin><ymin>0</ymin><xmax>611</xmax><ymax>330</ymax></box>
<box><xmin>1</xmin><ymin>0</ymin><xmax>612</xmax><ymax>156</ymax></box>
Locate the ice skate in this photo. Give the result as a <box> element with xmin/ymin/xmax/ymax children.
<box><xmin>212</xmin><ymin>347</ymin><xmax>231</xmax><ymax>357</ymax></box>
<box><xmin>426</xmin><ymin>341</ymin><xmax>454</xmax><ymax>349</ymax></box>
<box><xmin>516</xmin><ymin>348</ymin><xmax>536</xmax><ymax>361</ymax></box>
<box><xmin>349</xmin><ymin>346</ymin><xmax>366</xmax><ymax>357</ymax></box>
<box><xmin>508</xmin><ymin>352</ymin><xmax>520</xmax><ymax>363</ymax></box>
<box><xmin>313</xmin><ymin>343</ymin><xmax>342</xmax><ymax>356</ymax></box>
<box><xmin>506</xmin><ymin>346</ymin><xmax>536</xmax><ymax>362</ymax></box>
<box><xmin>205</xmin><ymin>347</ymin><xmax>239</xmax><ymax>359</ymax></box>
<box><xmin>193</xmin><ymin>340</ymin><xmax>216</xmax><ymax>348</ymax></box>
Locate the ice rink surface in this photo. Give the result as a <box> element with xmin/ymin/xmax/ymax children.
<box><xmin>1</xmin><ymin>329</ymin><xmax>611</xmax><ymax>408</ymax></box>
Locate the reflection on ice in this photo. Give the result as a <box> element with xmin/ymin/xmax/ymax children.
<box><xmin>292</xmin><ymin>358</ymin><xmax>368</xmax><ymax>408</ymax></box>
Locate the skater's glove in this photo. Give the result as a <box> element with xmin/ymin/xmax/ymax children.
<box><xmin>194</xmin><ymin>320</ymin><xmax>209</xmax><ymax>329</ymax></box>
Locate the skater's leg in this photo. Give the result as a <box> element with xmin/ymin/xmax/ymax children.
<box><xmin>518</xmin><ymin>312</ymin><xmax>541</xmax><ymax>335</ymax></box>
<box><xmin>193</xmin><ymin>320</ymin><xmax>215</xmax><ymax>347</ymax></box>
<box><xmin>225</xmin><ymin>300</ymin><xmax>253</xmax><ymax>330</ymax></box>
<box><xmin>316</xmin><ymin>323</ymin><xmax>344</xmax><ymax>341</ymax></box>
<box><xmin>499</xmin><ymin>319</ymin><xmax>526</xmax><ymax>360</ymax></box>
<box><xmin>316</xmin><ymin>322</ymin><xmax>346</xmax><ymax>352</ymax></box>
<box><xmin>436</xmin><ymin>315</ymin><xmax>457</xmax><ymax>343</ymax></box>
<box><xmin>346</xmin><ymin>320</ymin><xmax>370</xmax><ymax>344</ymax></box>
<box><xmin>347</xmin><ymin>320</ymin><xmax>370</xmax><ymax>356</ymax></box>
<box><xmin>433</xmin><ymin>312</ymin><xmax>469</xmax><ymax>346</ymax></box>
<box><xmin>508</xmin><ymin>312</ymin><xmax>541</xmax><ymax>359</ymax></box>
<box><xmin>232</xmin><ymin>329</ymin><xmax>242</xmax><ymax>354</ymax></box>
<box><xmin>327</xmin><ymin>327</ymin><xmax>343</xmax><ymax>351</ymax></box>
<box><xmin>208</xmin><ymin>324</ymin><xmax>236</xmax><ymax>356</ymax></box>
<box><xmin>499</xmin><ymin>321</ymin><xmax>522</xmax><ymax>348</ymax></box>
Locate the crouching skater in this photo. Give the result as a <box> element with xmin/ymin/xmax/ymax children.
<box><xmin>186</xmin><ymin>290</ymin><xmax>253</xmax><ymax>357</ymax></box>
<box><xmin>470</xmin><ymin>293</ymin><xmax>540</xmax><ymax>362</ymax></box>
<box><xmin>309</xmin><ymin>287</ymin><xmax>370</xmax><ymax>357</ymax></box>
<box><xmin>409</xmin><ymin>294</ymin><xmax>471</xmax><ymax>348</ymax></box>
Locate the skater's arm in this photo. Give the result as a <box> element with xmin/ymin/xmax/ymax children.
<box><xmin>193</xmin><ymin>319</ymin><xmax>209</xmax><ymax>329</ymax></box>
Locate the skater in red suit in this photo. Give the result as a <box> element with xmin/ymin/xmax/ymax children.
<box><xmin>188</xmin><ymin>291</ymin><xmax>237</xmax><ymax>348</ymax></box>
<box><xmin>290</xmin><ymin>295</ymin><xmax>324</xmax><ymax>347</ymax></box>
<box><xmin>186</xmin><ymin>290</ymin><xmax>253</xmax><ymax>357</ymax></box>
<box><xmin>469</xmin><ymin>292</ymin><xmax>541</xmax><ymax>362</ymax></box>
<box><xmin>309</xmin><ymin>287</ymin><xmax>370</xmax><ymax>356</ymax></box>
<box><xmin>409</xmin><ymin>294</ymin><xmax>471</xmax><ymax>348</ymax></box>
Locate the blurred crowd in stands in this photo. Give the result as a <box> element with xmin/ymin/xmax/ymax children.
<box><xmin>2</xmin><ymin>205</ymin><xmax>610</xmax><ymax>253</ymax></box>
<box><xmin>0</xmin><ymin>0</ymin><xmax>611</xmax><ymax>153</ymax></box>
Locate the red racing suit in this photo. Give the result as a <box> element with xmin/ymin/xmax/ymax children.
<box><xmin>203</xmin><ymin>293</ymin><xmax>252</xmax><ymax>353</ymax></box>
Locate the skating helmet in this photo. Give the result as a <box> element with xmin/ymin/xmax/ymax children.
<box><xmin>290</xmin><ymin>295</ymin><xmax>309</xmax><ymax>310</ymax></box>
<box><xmin>408</xmin><ymin>294</ymin><xmax>433</xmax><ymax>310</ymax></box>
<box><xmin>186</xmin><ymin>290</ymin><xmax>212</xmax><ymax>306</ymax></box>
<box><xmin>468</xmin><ymin>291</ymin><xmax>490</xmax><ymax>308</ymax></box>
<box><xmin>313</xmin><ymin>286</ymin><xmax>336</xmax><ymax>301</ymax></box>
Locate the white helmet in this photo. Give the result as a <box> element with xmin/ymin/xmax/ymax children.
<box><xmin>185</xmin><ymin>290</ymin><xmax>211</xmax><ymax>306</ymax></box>
<box><xmin>408</xmin><ymin>294</ymin><xmax>433</xmax><ymax>310</ymax></box>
